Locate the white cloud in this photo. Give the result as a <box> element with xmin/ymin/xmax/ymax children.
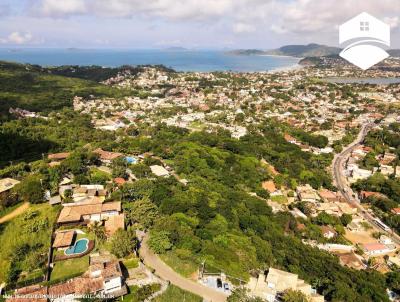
<box><xmin>270</xmin><ymin>0</ymin><xmax>400</xmax><ymax>34</ymax></box>
<box><xmin>233</xmin><ymin>22</ymin><xmax>256</xmax><ymax>34</ymax></box>
<box><xmin>31</xmin><ymin>0</ymin><xmax>400</xmax><ymax>31</ymax></box>
<box><xmin>1</xmin><ymin>31</ymin><xmax>34</xmax><ymax>44</ymax></box>
<box><xmin>270</xmin><ymin>24</ymin><xmax>288</xmax><ymax>34</ymax></box>
<box><xmin>33</xmin><ymin>0</ymin><xmax>235</xmax><ymax>20</ymax></box>
<box><xmin>12</xmin><ymin>0</ymin><xmax>400</xmax><ymax>47</ymax></box>
<box><xmin>34</xmin><ymin>0</ymin><xmax>87</xmax><ymax>17</ymax></box>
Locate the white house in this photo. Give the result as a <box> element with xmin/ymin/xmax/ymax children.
<box><xmin>379</xmin><ymin>235</ymin><xmax>393</xmax><ymax>245</ymax></box>
<box><xmin>150</xmin><ymin>165</ymin><xmax>170</xmax><ymax>177</ymax></box>
<box><xmin>363</xmin><ymin>243</ymin><xmax>395</xmax><ymax>256</ymax></box>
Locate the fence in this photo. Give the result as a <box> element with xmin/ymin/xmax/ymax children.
<box><xmin>4</xmin><ymin>275</ymin><xmax>46</xmax><ymax>292</ymax></box>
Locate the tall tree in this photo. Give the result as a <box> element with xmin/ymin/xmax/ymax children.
<box><xmin>124</xmin><ymin>196</ymin><xmax>159</xmax><ymax>229</ymax></box>
<box><xmin>88</xmin><ymin>221</ymin><xmax>106</xmax><ymax>243</ymax></box>
<box><xmin>110</xmin><ymin>228</ymin><xmax>138</xmax><ymax>258</ymax></box>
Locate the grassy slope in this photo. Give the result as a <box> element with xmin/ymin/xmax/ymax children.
<box><xmin>0</xmin><ymin>204</ymin><xmax>59</xmax><ymax>283</ymax></box>
<box><xmin>0</xmin><ymin>61</ymin><xmax>132</xmax><ymax>118</ymax></box>
<box><xmin>153</xmin><ymin>285</ymin><xmax>202</xmax><ymax>302</ymax></box>
<box><xmin>0</xmin><ymin>202</ymin><xmax>23</xmax><ymax>219</ymax></box>
<box><xmin>159</xmin><ymin>252</ymin><xmax>198</xmax><ymax>278</ymax></box>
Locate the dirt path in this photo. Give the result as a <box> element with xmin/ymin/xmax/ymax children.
<box><xmin>0</xmin><ymin>202</ymin><xmax>30</xmax><ymax>224</ymax></box>
<box><xmin>139</xmin><ymin>233</ymin><xmax>228</xmax><ymax>302</ymax></box>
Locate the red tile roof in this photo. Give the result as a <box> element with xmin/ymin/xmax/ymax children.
<box><xmin>284</xmin><ymin>133</ymin><xmax>296</xmax><ymax>142</ymax></box>
<box><xmin>94</xmin><ymin>148</ymin><xmax>123</xmax><ymax>161</ymax></box>
<box><xmin>114</xmin><ymin>178</ymin><xmax>126</xmax><ymax>186</ymax></box>
<box><xmin>318</xmin><ymin>189</ymin><xmax>337</xmax><ymax>200</ymax></box>
<box><xmin>360</xmin><ymin>191</ymin><xmax>386</xmax><ymax>199</ymax></box>
<box><xmin>392</xmin><ymin>208</ymin><xmax>400</xmax><ymax>215</ymax></box>
<box><xmin>262</xmin><ymin>180</ymin><xmax>277</xmax><ymax>193</ymax></box>
<box><xmin>363</xmin><ymin>243</ymin><xmax>387</xmax><ymax>252</ymax></box>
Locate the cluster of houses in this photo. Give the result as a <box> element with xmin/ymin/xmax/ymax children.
<box><xmin>70</xmin><ymin>63</ymin><xmax>398</xmax><ymax>146</ymax></box>
<box><xmin>1</xmin><ymin>147</ymin><xmax>178</xmax><ymax>300</ymax></box>
<box><xmin>345</xmin><ymin>144</ymin><xmax>400</xmax><ymax>184</ymax></box>
<box><xmin>283</xmin><ymin>133</ymin><xmax>333</xmax><ymax>155</ymax></box>
<box><xmin>5</xmin><ymin>254</ymin><xmax>127</xmax><ymax>302</ymax></box>
<box><xmin>4</xmin><ymin>63</ymin><xmax>400</xmax><ymax>301</ymax></box>
<box><xmin>8</xmin><ymin>107</ymin><xmax>41</xmax><ymax>119</ymax></box>
<box><xmin>290</xmin><ymin>185</ymin><xmax>357</xmax><ymax>219</ymax></box>
<box><xmin>262</xmin><ymin>176</ymin><xmax>400</xmax><ymax>270</ymax></box>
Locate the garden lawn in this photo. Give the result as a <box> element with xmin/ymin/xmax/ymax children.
<box><xmin>122</xmin><ymin>257</ymin><xmax>139</xmax><ymax>270</ymax></box>
<box><xmin>50</xmin><ymin>255</ymin><xmax>89</xmax><ymax>283</ymax></box>
<box><xmin>119</xmin><ymin>285</ymin><xmax>139</xmax><ymax>302</ymax></box>
<box><xmin>271</xmin><ymin>195</ymin><xmax>288</xmax><ymax>204</ymax></box>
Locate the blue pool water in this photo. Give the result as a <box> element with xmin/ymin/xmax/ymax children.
<box><xmin>126</xmin><ymin>156</ymin><xmax>138</xmax><ymax>164</ymax></box>
<box><xmin>0</xmin><ymin>48</ymin><xmax>300</xmax><ymax>72</ymax></box>
<box><xmin>65</xmin><ymin>238</ymin><xmax>89</xmax><ymax>255</ymax></box>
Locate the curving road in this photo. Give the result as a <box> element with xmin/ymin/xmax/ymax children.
<box><xmin>138</xmin><ymin>233</ymin><xmax>228</xmax><ymax>302</ymax></box>
<box><xmin>332</xmin><ymin>123</ymin><xmax>400</xmax><ymax>244</ymax></box>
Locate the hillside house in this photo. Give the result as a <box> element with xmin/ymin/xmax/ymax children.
<box><xmin>52</xmin><ymin>230</ymin><xmax>75</xmax><ymax>249</ymax></box>
<box><xmin>391</xmin><ymin>208</ymin><xmax>400</xmax><ymax>215</ymax></box>
<box><xmin>247</xmin><ymin>268</ymin><xmax>324</xmax><ymax>302</ymax></box>
<box><xmin>150</xmin><ymin>165</ymin><xmax>170</xmax><ymax>177</ymax></box>
<box><xmin>0</xmin><ymin>178</ymin><xmax>20</xmax><ymax>199</ymax></box>
<box><xmin>57</xmin><ymin>201</ymin><xmax>124</xmax><ymax>233</ymax></box>
<box><xmin>48</xmin><ymin>152</ymin><xmax>70</xmax><ymax>161</ymax></box>
<box><xmin>320</xmin><ymin>226</ymin><xmax>337</xmax><ymax>239</ymax></box>
<box><xmin>359</xmin><ymin>191</ymin><xmax>387</xmax><ymax>201</ymax></box>
<box><xmin>318</xmin><ymin>189</ymin><xmax>338</xmax><ymax>202</ymax></box>
<box><xmin>296</xmin><ymin>184</ymin><xmax>320</xmax><ymax>203</ymax></box>
<box><xmin>362</xmin><ymin>243</ymin><xmax>395</xmax><ymax>257</ymax></box>
<box><xmin>94</xmin><ymin>148</ymin><xmax>123</xmax><ymax>165</ymax></box>
<box><xmin>262</xmin><ymin>180</ymin><xmax>281</xmax><ymax>196</ymax></box>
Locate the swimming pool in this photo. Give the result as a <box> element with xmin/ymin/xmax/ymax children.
<box><xmin>126</xmin><ymin>156</ymin><xmax>138</xmax><ymax>164</ymax></box>
<box><xmin>65</xmin><ymin>238</ymin><xmax>89</xmax><ymax>255</ymax></box>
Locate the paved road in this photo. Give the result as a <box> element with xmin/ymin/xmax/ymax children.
<box><xmin>332</xmin><ymin>123</ymin><xmax>400</xmax><ymax>244</ymax></box>
<box><xmin>0</xmin><ymin>202</ymin><xmax>30</xmax><ymax>224</ymax></box>
<box><xmin>138</xmin><ymin>233</ymin><xmax>228</xmax><ymax>302</ymax></box>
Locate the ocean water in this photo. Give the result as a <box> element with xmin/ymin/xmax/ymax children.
<box><xmin>0</xmin><ymin>48</ymin><xmax>300</xmax><ymax>72</ymax></box>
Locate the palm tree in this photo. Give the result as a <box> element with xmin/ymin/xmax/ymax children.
<box><xmin>88</xmin><ymin>221</ymin><xmax>106</xmax><ymax>243</ymax></box>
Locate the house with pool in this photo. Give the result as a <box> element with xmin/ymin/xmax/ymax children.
<box><xmin>93</xmin><ymin>148</ymin><xmax>123</xmax><ymax>165</ymax></box>
<box><xmin>57</xmin><ymin>201</ymin><xmax>125</xmax><ymax>236</ymax></box>
<box><xmin>52</xmin><ymin>230</ymin><xmax>94</xmax><ymax>259</ymax></box>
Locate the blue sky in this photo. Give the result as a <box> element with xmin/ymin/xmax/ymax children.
<box><xmin>0</xmin><ymin>0</ymin><xmax>399</xmax><ymax>49</ymax></box>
